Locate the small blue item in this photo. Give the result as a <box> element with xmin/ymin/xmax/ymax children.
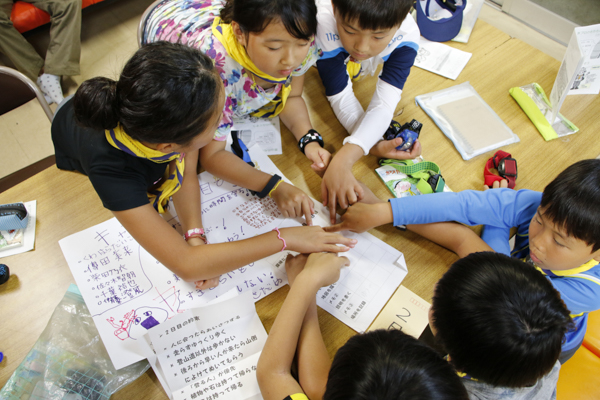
<box><xmin>415</xmin><ymin>0</ymin><xmax>466</xmax><ymax>42</ymax></box>
<box><xmin>0</xmin><ymin>264</ymin><xmax>9</xmax><ymax>285</ymax></box>
<box><xmin>0</xmin><ymin>203</ymin><xmax>29</xmax><ymax>231</ymax></box>
<box><xmin>231</xmin><ymin>130</ymin><xmax>255</xmax><ymax>167</ymax></box>
<box><xmin>397</xmin><ymin>129</ymin><xmax>420</xmax><ymax>151</ymax></box>
<box><xmin>384</xmin><ymin>119</ymin><xmax>422</xmax><ymax>151</ymax></box>
<box><xmin>0</xmin><ymin>352</ymin><xmax>3</xmax><ymax>363</ymax></box>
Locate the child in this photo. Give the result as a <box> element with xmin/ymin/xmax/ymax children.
<box><xmin>51</xmin><ymin>42</ymin><xmax>356</xmax><ymax>291</ymax></box>
<box><xmin>430</xmin><ymin>252</ymin><xmax>572</xmax><ymax>398</ymax></box>
<box><xmin>315</xmin><ymin>0</ymin><xmax>422</xmax><ymax>223</ymax></box>
<box><xmin>326</xmin><ymin>159</ymin><xmax>600</xmax><ymax>362</ymax></box>
<box><xmin>257</xmin><ymin>253</ymin><xmax>469</xmax><ymax>400</ymax></box>
<box><xmin>143</xmin><ymin>0</ymin><xmax>330</xmax><ymax>225</ymax></box>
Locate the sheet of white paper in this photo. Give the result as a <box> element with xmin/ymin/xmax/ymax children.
<box><xmin>414</xmin><ymin>39</ymin><xmax>472</xmax><ymax>80</ymax></box>
<box><xmin>59</xmin><ymin>145</ymin><xmax>407</xmax><ymax>368</ymax></box>
<box><xmin>59</xmin><ymin>216</ymin><xmax>288</xmax><ymax>370</ymax></box>
<box><xmin>280</xmin><ymin>200</ymin><xmax>408</xmax><ymax>333</ymax></box>
<box><xmin>0</xmin><ymin>200</ymin><xmax>37</xmax><ymax>258</ymax></box>
<box><xmin>550</xmin><ymin>29</ymin><xmax>585</xmax><ymax>120</ymax></box>
<box><xmin>231</xmin><ymin>115</ymin><xmax>282</xmax><ymax>155</ymax></box>
<box><xmin>568</xmin><ymin>24</ymin><xmax>600</xmax><ymax>95</ymax></box>
<box><xmin>138</xmin><ymin>292</ymin><xmax>266</xmax><ymax>400</ymax></box>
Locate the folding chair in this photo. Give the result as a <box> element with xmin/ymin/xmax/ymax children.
<box><xmin>0</xmin><ymin>66</ymin><xmax>53</xmax><ymax>121</ymax></box>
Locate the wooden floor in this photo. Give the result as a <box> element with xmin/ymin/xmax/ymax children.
<box><xmin>0</xmin><ymin>0</ymin><xmax>568</xmax><ymax>181</ymax></box>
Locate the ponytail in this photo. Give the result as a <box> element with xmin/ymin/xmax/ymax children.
<box><xmin>73</xmin><ymin>77</ymin><xmax>119</xmax><ymax>130</ymax></box>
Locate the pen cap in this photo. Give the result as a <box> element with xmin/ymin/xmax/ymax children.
<box><xmin>415</xmin><ymin>0</ymin><xmax>466</xmax><ymax>42</ymax></box>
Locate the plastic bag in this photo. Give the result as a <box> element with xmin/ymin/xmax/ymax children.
<box><xmin>0</xmin><ymin>284</ymin><xmax>148</xmax><ymax>399</ymax></box>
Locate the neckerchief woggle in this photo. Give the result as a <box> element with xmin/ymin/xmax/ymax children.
<box><xmin>211</xmin><ymin>16</ymin><xmax>292</xmax><ymax>118</ymax></box>
<box><xmin>346</xmin><ymin>55</ymin><xmax>362</xmax><ymax>81</ymax></box>
<box><xmin>105</xmin><ymin>125</ymin><xmax>184</xmax><ymax>214</ymax></box>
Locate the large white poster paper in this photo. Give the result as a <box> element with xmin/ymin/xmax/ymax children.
<box><xmin>59</xmin><ymin>146</ymin><xmax>407</xmax><ymax>369</ymax></box>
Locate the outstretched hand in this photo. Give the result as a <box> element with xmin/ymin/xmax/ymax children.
<box><xmin>484</xmin><ymin>179</ymin><xmax>509</xmax><ymax>190</ymax></box>
<box><xmin>281</xmin><ymin>226</ymin><xmax>357</xmax><ymax>254</ymax></box>
<box><xmin>321</xmin><ymin>163</ymin><xmax>364</xmax><ymax>224</ymax></box>
<box><xmin>195</xmin><ymin>276</ymin><xmax>220</xmax><ymax>290</ymax></box>
<box><xmin>304</xmin><ymin>143</ymin><xmax>332</xmax><ymax>176</ymax></box>
<box><xmin>370</xmin><ymin>138</ymin><xmax>422</xmax><ymax>160</ymax></box>
<box><xmin>287</xmin><ymin>252</ymin><xmax>350</xmax><ymax>289</ymax></box>
<box><xmin>271</xmin><ymin>181</ymin><xmax>314</xmax><ymax>226</ymax></box>
<box><xmin>324</xmin><ymin>202</ymin><xmax>393</xmax><ymax>234</ymax></box>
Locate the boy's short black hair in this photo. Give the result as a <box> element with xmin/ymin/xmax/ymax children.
<box><xmin>324</xmin><ymin>329</ymin><xmax>468</xmax><ymax>400</ymax></box>
<box><xmin>540</xmin><ymin>159</ymin><xmax>600</xmax><ymax>252</ymax></box>
<box><xmin>431</xmin><ymin>252</ymin><xmax>572</xmax><ymax>388</ymax></box>
<box><xmin>332</xmin><ymin>0</ymin><xmax>412</xmax><ymax>31</ymax></box>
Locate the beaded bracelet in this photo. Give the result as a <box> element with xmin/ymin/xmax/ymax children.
<box><xmin>273</xmin><ymin>227</ymin><xmax>287</xmax><ymax>252</ymax></box>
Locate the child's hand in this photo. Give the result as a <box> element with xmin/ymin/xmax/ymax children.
<box><xmin>284</xmin><ymin>253</ymin><xmax>308</xmax><ymax>287</ymax></box>
<box><xmin>280</xmin><ymin>226</ymin><xmax>357</xmax><ymax>253</ymax></box>
<box><xmin>271</xmin><ymin>182</ymin><xmax>314</xmax><ymax>226</ymax></box>
<box><xmin>194</xmin><ymin>276</ymin><xmax>221</xmax><ymax>290</ymax></box>
<box><xmin>304</xmin><ymin>143</ymin><xmax>331</xmax><ymax>176</ymax></box>
<box><xmin>484</xmin><ymin>179</ymin><xmax>509</xmax><ymax>190</ymax></box>
<box><xmin>324</xmin><ymin>202</ymin><xmax>393</xmax><ymax>233</ymax></box>
<box><xmin>321</xmin><ymin>161</ymin><xmax>364</xmax><ymax>224</ymax></box>
<box><xmin>299</xmin><ymin>252</ymin><xmax>350</xmax><ymax>289</ymax></box>
<box><xmin>369</xmin><ymin>138</ymin><xmax>422</xmax><ymax>160</ymax></box>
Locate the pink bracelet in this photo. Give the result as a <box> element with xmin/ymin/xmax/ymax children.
<box><xmin>184</xmin><ymin>228</ymin><xmax>207</xmax><ymax>243</ymax></box>
<box><xmin>273</xmin><ymin>227</ymin><xmax>286</xmax><ymax>252</ymax></box>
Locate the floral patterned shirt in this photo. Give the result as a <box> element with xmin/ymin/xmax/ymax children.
<box><xmin>143</xmin><ymin>0</ymin><xmax>319</xmax><ymax>141</ymax></box>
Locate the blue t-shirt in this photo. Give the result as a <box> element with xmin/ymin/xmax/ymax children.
<box><xmin>314</xmin><ymin>0</ymin><xmax>420</xmax><ymax>96</ymax></box>
<box><xmin>390</xmin><ymin>189</ymin><xmax>600</xmax><ymax>351</ymax></box>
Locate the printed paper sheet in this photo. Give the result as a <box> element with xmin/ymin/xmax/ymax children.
<box><xmin>414</xmin><ymin>39</ymin><xmax>472</xmax><ymax>80</ymax></box>
<box><xmin>59</xmin><ymin>146</ymin><xmax>407</xmax><ymax>369</ymax></box>
<box><xmin>138</xmin><ymin>292</ymin><xmax>266</xmax><ymax>400</ymax></box>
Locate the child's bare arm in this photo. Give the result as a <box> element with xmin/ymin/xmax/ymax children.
<box><xmin>279</xmin><ymin>75</ymin><xmax>331</xmax><ymax>174</ymax></box>
<box><xmin>286</xmin><ymin>255</ymin><xmax>331</xmax><ymax>400</ymax></box>
<box><xmin>200</xmin><ymin>139</ymin><xmax>315</xmax><ymax>225</ymax></box>
<box><xmin>325</xmin><ymin>202</ymin><xmax>394</xmax><ymax>233</ymax></box>
<box><xmin>257</xmin><ymin>253</ymin><xmax>349</xmax><ymax>400</ymax></box>
<box><xmin>407</xmin><ymin>222</ymin><xmax>493</xmax><ymax>258</ymax></box>
<box><xmin>114</xmin><ymin>204</ymin><xmax>355</xmax><ymax>283</ymax></box>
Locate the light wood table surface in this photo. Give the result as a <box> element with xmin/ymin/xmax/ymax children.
<box><xmin>1</xmin><ymin>19</ymin><xmax>599</xmax><ymax>399</ymax></box>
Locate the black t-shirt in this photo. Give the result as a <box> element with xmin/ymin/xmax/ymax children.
<box><xmin>51</xmin><ymin>98</ymin><xmax>167</xmax><ymax>211</ymax></box>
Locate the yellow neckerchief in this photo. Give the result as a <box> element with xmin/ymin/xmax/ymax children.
<box><xmin>443</xmin><ymin>355</ymin><xmax>478</xmax><ymax>382</ymax></box>
<box><xmin>287</xmin><ymin>394</ymin><xmax>309</xmax><ymax>400</ymax></box>
<box><xmin>211</xmin><ymin>16</ymin><xmax>292</xmax><ymax>118</ymax></box>
<box><xmin>532</xmin><ymin>259</ymin><xmax>598</xmax><ymax>277</ymax></box>
<box><xmin>346</xmin><ymin>56</ymin><xmax>362</xmax><ymax>81</ymax></box>
<box><xmin>528</xmin><ymin>258</ymin><xmax>600</xmax><ymax>318</ymax></box>
<box><xmin>105</xmin><ymin>125</ymin><xmax>184</xmax><ymax>214</ymax></box>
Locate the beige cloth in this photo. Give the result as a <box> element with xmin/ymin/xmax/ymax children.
<box><xmin>0</xmin><ymin>0</ymin><xmax>81</xmax><ymax>81</ymax></box>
